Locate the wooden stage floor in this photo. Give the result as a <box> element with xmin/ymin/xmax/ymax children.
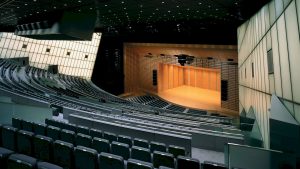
<box><xmin>157</xmin><ymin>85</ymin><xmax>237</xmax><ymax>116</ymax></box>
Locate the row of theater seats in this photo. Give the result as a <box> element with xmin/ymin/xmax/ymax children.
<box><xmin>6</xmin><ymin>117</ymin><xmax>200</xmax><ymax>169</ymax></box>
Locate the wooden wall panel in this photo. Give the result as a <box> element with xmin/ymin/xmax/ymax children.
<box><xmin>178</xmin><ymin>67</ymin><xmax>184</xmax><ymax>86</ymax></box>
<box><xmin>173</xmin><ymin>66</ymin><xmax>179</xmax><ymax>88</ymax></box>
<box><xmin>197</xmin><ymin>69</ymin><xmax>203</xmax><ymax>88</ymax></box>
<box><xmin>209</xmin><ymin>72</ymin><xmax>217</xmax><ymax>90</ymax></box>
<box><xmin>203</xmin><ymin>71</ymin><xmax>209</xmax><ymax>89</ymax></box>
<box><xmin>190</xmin><ymin>68</ymin><xmax>195</xmax><ymax>87</ymax></box>
<box><xmin>168</xmin><ymin>65</ymin><xmax>174</xmax><ymax>89</ymax></box>
<box><xmin>163</xmin><ymin>64</ymin><xmax>169</xmax><ymax>91</ymax></box>
<box><xmin>184</xmin><ymin>68</ymin><xmax>189</xmax><ymax>85</ymax></box>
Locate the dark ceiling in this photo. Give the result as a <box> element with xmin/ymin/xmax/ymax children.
<box><xmin>0</xmin><ymin>0</ymin><xmax>270</xmax><ymax>44</ymax></box>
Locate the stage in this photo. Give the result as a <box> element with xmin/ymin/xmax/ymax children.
<box><xmin>157</xmin><ymin>85</ymin><xmax>238</xmax><ymax>116</ymax></box>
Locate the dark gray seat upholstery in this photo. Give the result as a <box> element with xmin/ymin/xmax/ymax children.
<box><xmin>133</xmin><ymin>138</ymin><xmax>149</xmax><ymax>149</ymax></box>
<box><xmin>76</xmin><ymin>125</ymin><xmax>89</xmax><ymax>135</ymax></box>
<box><xmin>201</xmin><ymin>161</ymin><xmax>227</xmax><ymax>169</ymax></box>
<box><xmin>7</xmin><ymin>153</ymin><xmax>37</xmax><ymax>169</ymax></box>
<box><xmin>131</xmin><ymin>146</ymin><xmax>151</xmax><ymax>163</ymax></box>
<box><xmin>60</xmin><ymin>129</ymin><xmax>76</xmax><ymax>144</ymax></box>
<box><xmin>46</xmin><ymin>126</ymin><xmax>61</xmax><ymax>141</ymax></box>
<box><xmin>99</xmin><ymin>152</ymin><xmax>125</xmax><ymax>169</ymax></box>
<box><xmin>92</xmin><ymin>137</ymin><xmax>110</xmax><ymax>153</ymax></box>
<box><xmin>37</xmin><ymin>162</ymin><xmax>63</xmax><ymax>169</ymax></box>
<box><xmin>76</xmin><ymin>133</ymin><xmax>92</xmax><ymax>147</ymax></box>
<box><xmin>32</xmin><ymin>122</ymin><xmax>47</xmax><ymax>136</ymax></box>
<box><xmin>177</xmin><ymin>155</ymin><xmax>200</xmax><ymax>169</ymax></box>
<box><xmin>64</xmin><ymin>123</ymin><xmax>77</xmax><ymax>133</ymax></box>
<box><xmin>118</xmin><ymin>135</ymin><xmax>132</xmax><ymax>147</ymax></box>
<box><xmin>168</xmin><ymin>145</ymin><xmax>185</xmax><ymax>157</ymax></box>
<box><xmin>12</xmin><ymin>117</ymin><xmax>22</xmax><ymax>129</ymax></box>
<box><xmin>0</xmin><ymin>124</ymin><xmax>2</xmax><ymax>146</ymax></box>
<box><xmin>90</xmin><ymin>128</ymin><xmax>102</xmax><ymax>138</ymax></box>
<box><xmin>153</xmin><ymin>151</ymin><xmax>175</xmax><ymax>168</ymax></box>
<box><xmin>53</xmin><ymin>140</ymin><xmax>74</xmax><ymax>169</ymax></box>
<box><xmin>22</xmin><ymin>120</ymin><xmax>33</xmax><ymax>132</ymax></box>
<box><xmin>33</xmin><ymin>135</ymin><xmax>53</xmax><ymax>162</ymax></box>
<box><xmin>2</xmin><ymin>126</ymin><xmax>18</xmax><ymax>151</ymax></box>
<box><xmin>127</xmin><ymin>158</ymin><xmax>153</xmax><ymax>169</ymax></box>
<box><xmin>103</xmin><ymin>132</ymin><xmax>117</xmax><ymax>143</ymax></box>
<box><xmin>74</xmin><ymin>146</ymin><xmax>98</xmax><ymax>169</ymax></box>
<box><xmin>158</xmin><ymin>166</ymin><xmax>173</xmax><ymax>169</ymax></box>
<box><xmin>0</xmin><ymin>147</ymin><xmax>14</xmax><ymax>169</ymax></box>
<box><xmin>111</xmin><ymin>141</ymin><xmax>130</xmax><ymax>160</ymax></box>
<box><xmin>17</xmin><ymin>130</ymin><xmax>34</xmax><ymax>155</ymax></box>
<box><xmin>150</xmin><ymin>141</ymin><xmax>166</xmax><ymax>153</ymax></box>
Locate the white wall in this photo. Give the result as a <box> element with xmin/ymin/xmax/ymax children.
<box><xmin>0</xmin><ymin>33</ymin><xmax>101</xmax><ymax>79</ymax></box>
<box><xmin>238</xmin><ymin>0</ymin><xmax>300</xmax><ymax>148</ymax></box>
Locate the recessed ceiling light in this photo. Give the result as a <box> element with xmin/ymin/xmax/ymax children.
<box><xmin>25</xmin><ymin>3</ymin><xmax>28</xmax><ymax>5</ymax></box>
<box><xmin>161</xmin><ymin>1</ymin><xmax>165</xmax><ymax>4</ymax></box>
<box><xmin>168</xmin><ymin>10</ymin><xmax>171</xmax><ymax>13</ymax></box>
<box><xmin>104</xmin><ymin>4</ymin><xmax>108</xmax><ymax>7</ymax></box>
<box><xmin>78</xmin><ymin>0</ymin><xmax>81</xmax><ymax>3</ymax></box>
<box><xmin>198</xmin><ymin>2</ymin><xmax>202</xmax><ymax>5</ymax></box>
<box><xmin>121</xmin><ymin>1</ymin><xmax>124</xmax><ymax>4</ymax></box>
<box><xmin>176</xmin><ymin>5</ymin><xmax>179</xmax><ymax>8</ymax></box>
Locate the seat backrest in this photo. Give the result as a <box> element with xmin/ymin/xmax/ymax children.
<box><xmin>177</xmin><ymin>155</ymin><xmax>200</xmax><ymax>169</ymax></box>
<box><xmin>90</xmin><ymin>128</ymin><xmax>102</xmax><ymax>139</ymax></box>
<box><xmin>53</xmin><ymin>140</ymin><xmax>74</xmax><ymax>169</ymax></box>
<box><xmin>46</xmin><ymin>126</ymin><xmax>61</xmax><ymax>141</ymax></box>
<box><xmin>7</xmin><ymin>154</ymin><xmax>37</xmax><ymax>169</ymax></box>
<box><xmin>76</xmin><ymin>133</ymin><xmax>92</xmax><ymax>147</ymax></box>
<box><xmin>17</xmin><ymin>130</ymin><xmax>34</xmax><ymax>156</ymax></box>
<box><xmin>131</xmin><ymin>146</ymin><xmax>151</xmax><ymax>163</ymax></box>
<box><xmin>127</xmin><ymin>158</ymin><xmax>153</xmax><ymax>169</ymax></box>
<box><xmin>2</xmin><ymin>125</ymin><xmax>18</xmax><ymax>151</ymax></box>
<box><xmin>111</xmin><ymin>141</ymin><xmax>130</xmax><ymax>160</ymax></box>
<box><xmin>92</xmin><ymin>137</ymin><xmax>110</xmax><ymax>153</ymax></box>
<box><xmin>133</xmin><ymin>138</ymin><xmax>149</xmax><ymax>149</ymax></box>
<box><xmin>33</xmin><ymin>135</ymin><xmax>53</xmax><ymax>162</ymax></box>
<box><xmin>32</xmin><ymin>123</ymin><xmax>47</xmax><ymax>136</ymax></box>
<box><xmin>12</xmin><ymin>117</ymin><xmax>22</xmax><ymax>129</ymax></box>
<box><xmin>37</xmin><ymin>162</ymin><xmax>63</xmax><ymax>169</ymax></box>
<box><xmin>22</xmin><ymin>120</ymin><xmax>33</xmax><ymax>132</ymax></box>
<box><xmin>153</xmin><ymin>151</ymin><xmax>175</xmax><ymax>168</ymax></box>
<box><xmin>63</xmin><ymin>123</ymin><xmax>77</xmax><ymax>132</ymax></box>
<box><xmin>202</xmin><ymin>161</ymin><xmax>228</xmax><ymax>169</ymax></box>
<box><xmin>99</xmin><ymin>152</ymin><xmax>125</xmax><ymax>169</ymax></box>
<box><xmin>76</xmin><ymin>125</ymin><xmax>89</xmax><ymax>135</ymax></box>
<box><xmin>150</xmin><ymin>141</ymin><xmax>166</xmax><ymax>153</ymax></box>
<box><xmin>118</xmin><ymin>135</ymin><xmax>132</xmax><ymax>147</ymax></box>
<box><xmin>103</xmin><ymin>132</ymin><xmax>117</xmax><ymax>143</ymax></box>
<box><xmin>168</xmin><ymin>145</ymin><xmax>186</xmax><ymax>157</ymax></box>
<box><xmin>60</xmin><ymin>129</ymin><xmax>76</xmax><ymax>144</ymax></box>
<box><xmin>74</xmin><ymin>146</ymin><xmax>98</xmax><ymax>169</ymax></box>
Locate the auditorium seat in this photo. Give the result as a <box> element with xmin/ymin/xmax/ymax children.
<box><xmin>0</xmin><ymin>147</ymin><xmax>14</xmax><ymax>169</ymax></box>
<box><xmin>99</xmin><ymin>152</ymin><xmax>125</xmax><ymax>169</ymax></box>
<box><xmin>74</xmin><ymin>146</ymin><xmax>98</xmax><ymax>169</ymax></box>
<box><xmin>22</xmin><ymin>120</ymin><xmax>33</xmax><ymax>132</ymax></box>
<box><xmin>12</xmin><ymin>117</ymin><xmax>22</xmax><ymax>129</ymax></box>
<box><xmin>7</xmin><ymin>153</ymin><xmax>37</xmax><ymax>169</ymax></box>
<box><xmin>90</xmin><ymin>128</ymin><xmax>102</xmax><ymax>138</ymax></box>
<box><xmin>158</xmin><ymin>166</ymin><xmax>173</xmax><ymax>169</ymax></box>
<box><xmin>103</xmin><ymin>131</ymin><xmax>117</xmax><ymax>143</ymax></box>
<box><xmin>37</xmin><ymin>162</ymin><xmax>63</xmax><ymax>169</ymax></box>
<box><xmin>131</xmin><ymin>146</ymin><xmax>151</xmax><ymax>163</ymax></box>
<box><xmin>2</xmin><ymin>126</ymin><xmax>17</xmax><ymax>151</ymax></box>
<box><xmin>64</xmin><ymin>123</ymin><xmax>77</xmax><ymax>133</ymax></box>
<box><xmin>168</xmin><ymin>145</ymin><xmax>186</xmax><ymax>157</ymax></box>
<box><xmin>33</xmin><ymin>135</ymin><xmax>53</xmax><ymax>162</ymax></box>
<box><xmin>17</xmin><ymin>130</ymin><xmax>34</xmax><ymax>156</ymax></box>
<box><xmin>45</xmin><ymin>119</ymin><xmax>59</xmax><ymax>128</ymax></box>
<box><xmin>46</xmin><ymin>126</ymin><xmax>61</xmax><ymax>141</ymax></box>
<box><xmin>177</xmin><ymin>155</ymin><xmax>200</xmax><ymax>169</ymax></box>
<box><xmin>92</xmin><ymin>137</ymin><xmax>110</xmax><ymax>153</ymax></box>
<box><xmin>150</xmin><ymin>141</ymin><xmax>166</xmax><ymax>153</ymax></box>
<box><xmin>127</xmin><ymin>158</ymin><xmax>154</xmax><ymax>169</ymax></box>
<box><xmin>153</xmin><ymin>151</ymin><xmax>175</xmax><ymax>168</ymax></box>
<box><xmin>53</xmin><ymin>140</ymin><xmax>74</xmax><ymax>169</ymax></box>
<box><xmin>32</xmin><ymin>123</ymin><xmax>47</xmax><ymax>135</ymax></box>
<box><xmin>77</xmin><ymin>125</ymin><xmax>90</xmax><ymax>135</ymax></box>
<box><xmin>76</xmin><ymin>133</ymin><xmax>92</xmax><ymax>147</ymax></box>
<box><xmin>133</xmin><ymin>138</ymin><xmax>149</xmax><ymax>149</ymax></box>
<box><xmin>0</xmin><ymin>124</ymin><xmax>2</xmax><ymax>146</ymax></box>
<box><xmin>201</xmin><ymin>161</ymin><xmax>228</xmax><ymax>169</ymax></box>
<box><xmin>60</xmin><ymin>129</ymin><xmax>76</xmax><ymax>144</ymax></box>
<box><xmin>111</xmin><ymin>141</ymin><xmax>130</xmax><ymax>160</ymax></box>
<box><xmin>118</xmin><ymin>135</ymin><xmax>132</xmax><ymax>147</ymax></box>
